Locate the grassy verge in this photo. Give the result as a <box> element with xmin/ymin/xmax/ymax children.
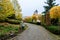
<box><xmin>6</xmin><ymin>19</ymin><xmax>20</xmax><ymax>24</ymax></box>
<box><xmin>47</xmin><ymin>25</ymin><xmax>60</xmax><ymax>35</ymax></box>
<box><xmin>42</xmin><ymin>24</ymin><xmax>60</xmax><ymax>35</ymax></box>
<box><xmin>0</xmin><ymin>25</ymin><xmax>19</xmax><ymax>40</ymax></box>
<box><xmin>0</xmin><ymin>23</ymin><xmax>28</xmax><ymax>40</ymax></box>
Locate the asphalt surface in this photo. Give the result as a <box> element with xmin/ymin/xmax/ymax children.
<box><xmin>10</xmin><ymin>23</ymin><xmax>57</xmax><ymax>40</ymax></box>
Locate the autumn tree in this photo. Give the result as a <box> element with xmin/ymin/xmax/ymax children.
<box><xmin>38</xmin><ymin>14</ymin><xmax>45</xmax><ymax>25</ymax></box>
<box><xmin>12</xmin><ymin>0</ymin><xmax>22</xmax><ymax>20</ymax></box>
<box><xmin>32</xmin><ymin>10</ymin><xmax>38</xmax><ymax>23</ymax></box>
<box><xmin>32</xmin><ymin>14</ymin><xmax>38</xmax><ymax>23</ymax></box>
<box><xmin>24</xmin><ymin>16</ymin><xmax>32</xmax><ymax>22</ymax></box>
<box><xmin>7</xmin><ymin>14</ymin><xmax>15</xmax><ymax>19</ymax></box>
<box><xmin>15</xmin><ymin>12</ymin><xmax>22</xmax><ymax>20</ymax></box>
<box><xmin>0</xmin><ymin>0</ymin><xmax>15</xmax><ymax>21</ymax></box>
<box><xmin>50</xmin><ymin>6</ymin><xmax>60</xmax><ymax>25</ymax></box>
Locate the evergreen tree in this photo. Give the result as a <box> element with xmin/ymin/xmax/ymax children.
<box><xmin>43</xmin><ymin>0</ymin><xmax>58</xmax><ymax>14</ymax></box>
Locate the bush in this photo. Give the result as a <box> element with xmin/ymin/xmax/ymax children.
<box><xmin>6</xmin><ymin>19</ymin><xmax>20</xmax><ymax>24</ymax></box>
<box><xmin>42</xmin><ymin>23</ymin><xmax>60</xmax><ymax>35</ymax></box>
<box><xmin>51</xmin><ymin>18</ymin><xmax>58</xmax><ymax>25</ymax></box>
<box><xmin>47</xmin><ymin>25</ymin><xmax>60</xmax><ymax>35</ymax></box>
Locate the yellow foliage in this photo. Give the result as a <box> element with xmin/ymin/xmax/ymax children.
<box><xmin>15</xmin><ymin>12</ymin><xmax>22</xmax><ymax>20</ymax></box>
<box><xmin>38</xmin><ymin>14</ymin><xmax>42</xmax><ymax>20</ymax></box>
<box><xmin>0</xmin><ymin>0</ymin><xmax>15</xmax><ymax>20</ymax></box>
<box><xmin>12</xmin><ymin>0</ymin><xmax>22</xmax><ymax>20</ymax></box>
<box><xmin>32</xmin><ymin>14</ymin><xmax>38</xmax><ymax>21</ymax></box>
<box><xmin>50</xmin><ymin>6</ymin><xmax>60</xmax><ymax>19</ymax></box>
<box><xmin>24</xmin><ymin>16</ymin><xmax>32</xmax><ymax>22</ymax></box>
<box><xmin>38</xmin><ymin>14</ymin><xmax>45</xmax><ymax>24</ymax></box>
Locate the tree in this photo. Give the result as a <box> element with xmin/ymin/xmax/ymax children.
<box><xmin>0</xmin><ymin>0</ymin><xmax>15</xmax><ymax>21</ymax></box>
<box><xmin>32</xmin><ymin>10</ymin><xmax>38</xmax><ymax>22</ymax></box>
<box><xmin>12</xmin><ymin>0</ymin><xmax>22</xmax><ymax>20</ymax></box>
<box><xmin>50</xmin><ymin>6</ymin><xmax>60</xmax><ymax>25</ymax></box>
<box><xmin>15</xmin><ymin>12</ymin><xmax>22</xmax><ymax>20</ymax></box>
<box><xmin>7</xmin><ymin>14</ymin><xmax>15</xmax><ymax>19</ymax></box>
<box><xmin>38</xmin><ymin>14</ymin><xmax>45</xmax><ymax>25</ymax></box>
<box><xmin>24</xmin><ymin>16</ymin><xmax>32</xmax><ymax>22</ymax></box>
<box><xmin>32</xmin><ymin>14</ymin><xmax>38</xmax><ymax>22</ymax></box>
<box><xmin>50</xmin><ymin>6</ymin><xmax>60</xmax><ymax>19</ymax></box>
<box><xmin>43</xmin><ymin>0</ymin><xmax>58</xmax><ymax>14</ymax></box>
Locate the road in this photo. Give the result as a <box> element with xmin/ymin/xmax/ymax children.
<box><xmin>10</xmin><ymin>23</ymin><xmax>57</xmax><ymax>40</ymax></box>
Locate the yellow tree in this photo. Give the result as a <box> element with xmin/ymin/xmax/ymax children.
<box><xmin>32</xmin><ymin>14</ymin><xmax>38</xmax><ymax>22</ymax></box>
<box><xmin>15</xmin><ymin>12</ymin><xmax>22</xmax><ymax>20</ymax></box>
<box><xmin>38</xmin><ymin>14</ymin><xmax>45</xmax><ymax>25</ymax></box>
<box><xmin>24</xmin><ymin>16</ymin><xmax>32</xmax><ymax>22</ymax></box>
<box><xmin>50</xmin><ymin>6</ymin><xmax>60</xmax><ymax>19</ymax></box>
<box><xmin>50</xmin><ymin>6</ymin><xmax>60</xmax><ymax>25</ymax></box>
<box><xmin>0</xmin><ymin>0</ymin><xmax>15</xmax><ymax>20</ymax></box>
<box><xmin>12</xmin><ymin>0</ymin><xmax>22</xmax><ymax>20</ymax></box>
<box><xmin>38</xmin><ymin>14</ymin><xmax>42</xmax><ymax>20</ymax></box>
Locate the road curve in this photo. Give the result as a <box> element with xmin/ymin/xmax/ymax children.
<box><xmin>10</xmin><ymin>23</ymin><xmax>57</xmax><ymax>40</ymax></box>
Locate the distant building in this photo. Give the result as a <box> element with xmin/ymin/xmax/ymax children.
<box><xmin>34</xmin><ymin>10</ymin><xmax>38</xmax><ymax>15</ymax></box>
<box><xmin>32</xmin><ymin>10</ymin><xmax>39</xmax><ymax>22</ymax></box>
<box><xmin>33</xmin><ymin>10</ymin><xmax>38</xmax><ymax>19</ymax></box>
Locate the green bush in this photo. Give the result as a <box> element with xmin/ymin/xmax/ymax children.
<box><xmin>42</xmin><ymin>24</ymin><xmax>60</xmax><ymax>35</ymax></box>
<box><xmin>47</xmin><ymin>25</ymin><xmax>60</xmax><ymax>35</ymax></box>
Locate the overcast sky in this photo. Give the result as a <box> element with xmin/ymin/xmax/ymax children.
<box><xmin>17</xmin><ymin>0</ymin><xmax>60</xmax><ymax>16</ymax></box>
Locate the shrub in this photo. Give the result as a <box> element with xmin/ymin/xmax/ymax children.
<box><xmin>47</xmin><ymin>25</ymin><xmax>60</xmax><ymax>35</ymax></box>
<box><xmin>6</xmin><ymin>19</ymin><xmax>20</xmax><ymax>24</ymax></box>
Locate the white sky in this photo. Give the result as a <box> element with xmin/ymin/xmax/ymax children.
<box><xmin>17</xmin><ymin>0</ymin><xmax>60</xmax><ymax>16</ymax></box>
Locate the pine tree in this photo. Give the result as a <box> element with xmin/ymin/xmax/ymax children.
<box><xmin>43</xmin><ymin>0</ymin><xmax>58</xmax><ymax>14</ymax></box>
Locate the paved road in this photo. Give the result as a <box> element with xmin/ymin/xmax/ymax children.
<box><xmin>10</xmin><ymin>23</ymin><xmax>57</xmax><ymax>40</ymax></box>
